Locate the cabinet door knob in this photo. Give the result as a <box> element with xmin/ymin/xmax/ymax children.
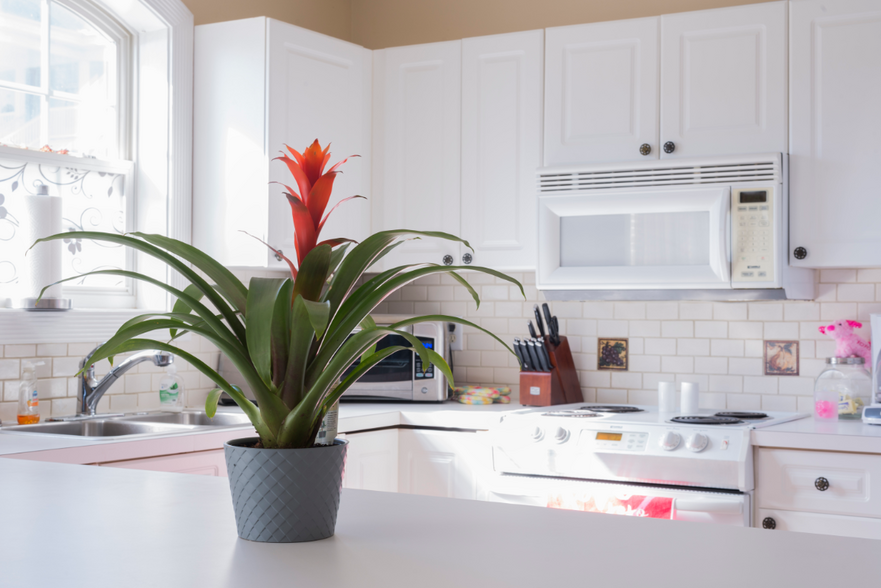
<box><xmin>793</xmin><ymin>247</ymin><xmax>807</xmax><ymax>260</ymax></box>
<box><xmin>639</xmin><ymin>143</ymin><xmax>652</xmax><ymax>156</ymax></box>
<box><xmin>274</xmin><ymin>249</ymin><xmax>284</xmax><ymax>262</ymax></box>
<box><xmin>762</xmin><ymin>517</ymin><xmax>776</xmax><ymax>530</ymax></box>
<box><xmin>462</xmin><ymin>253</ymin><xmax>473</xmax><ymax>265</ymax></box>
<box><xmin>442</xmin><ymin>255</ymin><xmax>454</xmax><ymax>266</ymax></box>
<box><xmin>663</xmin><ymin>141</ymin><xmax>675</xmax><ymax>154</ymax></box>
<box><xmin>815</xmin><ymin>477</ymin><xmax>830</xmax><ymax>491</ymax></box>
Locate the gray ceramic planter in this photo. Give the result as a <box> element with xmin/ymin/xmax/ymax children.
<box><xmin>224</xmin><ymin>437</ymin><xmax>348</xmax><ymax>543</ymax></box>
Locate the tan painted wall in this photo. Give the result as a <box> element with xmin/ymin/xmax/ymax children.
<box><xmin>351</xmin><ymin>0</ymin><xmax>780</xmax><ymax>49</ymax></box>
<box><xmin>181</xmin><ymin>0</ymin><xmax>352</xmax><ymax>41</ymax></box>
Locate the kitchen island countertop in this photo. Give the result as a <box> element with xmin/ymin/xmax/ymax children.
<box><xmin>1</xmin><ymin>457</ymin><xmax>877</xmax><ymax>588</ymax></box>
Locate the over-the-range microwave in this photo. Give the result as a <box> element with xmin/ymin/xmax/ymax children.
<box><xmin>536</xmin><ymin>153</ymin><xmax>815</xmax><ymax>301</ymax></box>
<box><xmin>217</xmin><ymin>315</ymin><xmax>451</xmax><ymax>404</ymax></box>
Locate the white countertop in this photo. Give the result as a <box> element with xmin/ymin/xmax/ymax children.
<box><xmin>752</xmin><ymin>416</ymin><xmax>881</xmax><ymax>454</ymax></box>
<box><xmin>1</xmin><ymin>457</ymin><xmax>877</xmax><ymax>588</ymax></box>
<box><xmin>0</xmin><ymin>401</ymin><xmax>523</xmax><ymax>460</ymax></box>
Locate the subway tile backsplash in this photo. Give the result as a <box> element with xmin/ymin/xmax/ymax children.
<box><xmin>374</xmin><ymin>269</ymin><xmax>881</xmax><ymax>412</ymax></box>
<box><xmin>1</xmin><ymin>268</ymin><xmax>878</xmax><ymax>421</ymax></box>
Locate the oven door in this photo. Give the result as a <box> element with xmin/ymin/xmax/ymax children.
<box><xmin>487</xmin><ymin>474</ymin><xmax>749</xmax><ymax>527</ymax></box>
<box><xmin>538</xmin><ymin>185</ymin><xmax>731</xmax><ymax>291</ymax></box>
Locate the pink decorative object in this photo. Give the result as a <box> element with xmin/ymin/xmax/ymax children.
<box><xmin>818</xmin><ymin>320</ymin><xmax>872</xmax><ymax>364</ymax></box>
<box><xmin>815</xmin><ymin>400</ymin><xmax>837</xmax><ymax>419</ymax></box>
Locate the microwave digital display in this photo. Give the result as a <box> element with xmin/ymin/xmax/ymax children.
<box><xmin>739</xmin><ymin>191</ymin><xmax>767</xmax><ymax>203</ymax></box>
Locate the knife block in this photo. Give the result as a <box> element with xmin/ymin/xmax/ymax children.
<box><xmin>519</xmin><ymin>336</ymin><xmax>582</xmax><ymax>407</ymax></box>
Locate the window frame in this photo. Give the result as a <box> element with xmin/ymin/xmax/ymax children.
<box><xmin>0</xmin><ymin>0</ymin><xmax>194</xmax><ymax>345</ymax></box>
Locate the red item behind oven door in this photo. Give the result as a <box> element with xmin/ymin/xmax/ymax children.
<box><xmin>547</xmin><ymin>491</ymin><xmax>673</xmax><ymax>519</ymax></box>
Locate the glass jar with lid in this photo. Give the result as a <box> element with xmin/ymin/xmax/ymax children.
<box><xmin>814</xmin><ymin>358</ymin><xmax>872</xmax><ymax>420</ymax></box>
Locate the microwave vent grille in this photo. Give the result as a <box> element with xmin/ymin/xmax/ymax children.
<box><xmin>538</xmin><ymin>158</ymin><xmax>781</xmax><ymax>193</ymax></box>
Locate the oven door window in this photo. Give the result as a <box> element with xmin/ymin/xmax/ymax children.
<box><xmin>538</xmin><ymin>186</ymin><xmax>731</xmax><ymax>290</ymax></box>
<box><xmin>342</xmin><ymin>334</ymin><xmax>413</xmax><ymax>382</ymax></box>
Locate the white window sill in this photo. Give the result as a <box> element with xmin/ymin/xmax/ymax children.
<box><xmin>0</xmin><ymin>308</ymin><xmax>160</xmax><ymax>345</ymax></box>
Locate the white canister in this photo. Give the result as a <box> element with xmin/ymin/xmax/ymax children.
<box><xmin>658</xmin><ymin>381</ymin><xmax>677</xmax><ymax>413</ymax></box>
<box><xmin>680</xmin><ymin>382</ymin><xmax>700</xmax><ymax>414</ymax></box>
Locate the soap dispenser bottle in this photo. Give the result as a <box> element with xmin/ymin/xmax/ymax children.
<box><xmin>17</xmin><ymin>361</ymin><xmax>45</xmax><ymax>424</ymax></box>
<box><xmin>158</xmin><ymin>363</ymin><xmax>185</xmax><ymax>410</ymax></box>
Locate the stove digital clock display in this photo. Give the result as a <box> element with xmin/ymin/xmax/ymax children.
<box><xmin>596</xmin><ymin>432</ymin><xmax>623</xmax><ymax>441</ymax></box>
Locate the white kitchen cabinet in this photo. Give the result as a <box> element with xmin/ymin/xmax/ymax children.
<box><xmin>340</xmin><ymin>429</ymin><xmax>399</xmax><ymax>492</ymax></box>
<box><xmin>194</xmin><ymin>18</ymin><xmax>371</xmax><ymax>268</ymax></box>
<box><xmin>544</xmin><ymin>3</ymin><xmax>785</xmax><ymax>165</ymax></box>
<box><xmin>544</xmin><ymin>18</ymin><xmax>659</xmax><ymax>166</ymax></box>
<box><xmin>755</xmin><ymin>447</ymin><xmax>881</xmax><ymax>538</ymax></box>
<box><xmin>397</xmin><ymin>429</ymin><xmax>490</xmax><ymax>500</ymax></box>
<box><xmin>99</xmin><ymin>449</ymin><xmax>228</xmax><ymax>477</ymax></box>
<box><xmin>659</xmin><ymin>2</ymin><xmax>787</xmax><ymax>159</ymax></box>
<box><xmin>788</xmin><ymin>0</ymin><xmax>881</xmax><ymax>268</ymax></box>
<box><xmin>460</xmin><ymin>31</ymin><xmax>544</xmax><ymax>271</ymax></box>
<box><xmin>372</xmin><ymin>41</ymin><xmax>462</xmax><ymax>269</ymax></box>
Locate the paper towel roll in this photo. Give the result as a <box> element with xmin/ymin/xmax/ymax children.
<box><xmin>21</xmin><ymin>190</ymin><xmax>63</xmax><ymax>300</ymax></box>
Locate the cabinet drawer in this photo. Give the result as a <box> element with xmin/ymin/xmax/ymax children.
<box><xmin>756</xmin><ymin>448</ymin><xmax>881</xmax><ymax>518</ymax></box>
<box><xmin>757</xmin><ymin>509</ymin><xmax>881</xmax><ymax>540</ymax></box>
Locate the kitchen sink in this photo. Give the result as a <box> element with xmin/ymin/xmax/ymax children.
<box><xmin>119</xmin><ymin>411</ymin><xmax>253</xmax><ymax>427</ymax></box>
<box><xmin>7</xmin><ymin>420</ymin><xmax>201</xmax><ymax>438</ymax></box>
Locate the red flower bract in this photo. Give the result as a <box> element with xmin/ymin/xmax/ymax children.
<box><xmin>272</xmin><ymin>140</ymin><xmax>363</xmax><ymax>279</ymax></box>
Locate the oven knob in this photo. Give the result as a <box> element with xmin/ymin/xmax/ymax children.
<box><xmin>686</xmin><ymin>432</ymin><xmax>708</xmax><ymax>453</ymax></box>
<box><xmin>659</xmin><ymin>431</ymin><xmax>681</xmax><ymax>451</ymax></box>
<box><xmin>530</xmin><ymin>426</ymin><xmax>544</xmax><ymax>442</ymax></box>
<box><xmin>553</xmin><ymin>426</ymin><xmax>570</xmax><ymax>444</ymax></box>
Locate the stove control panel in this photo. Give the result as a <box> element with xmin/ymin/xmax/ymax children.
<box><xmin>592</xmin><ymin>431</ymin><xmax>648</xmax><ymax>451</ymax></box>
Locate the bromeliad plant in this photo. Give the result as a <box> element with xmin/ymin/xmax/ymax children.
<box><xmin>34</xmin><ymin>140</ymin><xmax>522</xmax><ymax>449</ymax></box>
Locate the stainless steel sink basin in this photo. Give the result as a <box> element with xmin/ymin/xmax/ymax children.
<box><xmin>120</xmin><ymin>411</ymin><xmax>253</xmax><ymax>427</ymax></box>
<box><xmin>7</xmin><ymin>420</ymin><xmax>201</xmax><ymax>438</ymax></box>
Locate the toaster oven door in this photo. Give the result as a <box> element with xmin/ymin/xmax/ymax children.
<box><xmin>342</xmin><ymin>333</ymin><xmax>414</xmax><ymax>400</ymax></box>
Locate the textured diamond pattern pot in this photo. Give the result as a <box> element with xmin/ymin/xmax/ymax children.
<box><xmin>224</xmin><ymin>437</ymin><xmax>348</xmax><ymax>543</ymax></box>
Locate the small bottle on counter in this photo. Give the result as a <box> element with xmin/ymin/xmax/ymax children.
<box><xmin>17</xmin><ymin>361</ymin><xmax>45</xmax><ymax>425</ymax></box>
<box><xmin>814</xmin><ymin>357</ymin><xmax>872</xmax><ymax>420</ymax></box>
<box><xmin>158</xmin><ymin>364</ymin><xmax>185</xmax><ymax>411</ymax></box>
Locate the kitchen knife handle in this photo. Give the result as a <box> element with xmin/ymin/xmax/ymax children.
<box><xmin>533</xmin><ymin>305</ymin><xmax>546</xmax><ymax>338</ymax></box>
<box><xmin>527</xmin><ymin>321</ymin><xmax>537</xmax><ymax>339</ymax></box>
<box><xmin>536</xmin><ymin>341</ymin><xmax>553</xmax><ymax>371</ymax></box>
<box><xmin>513</xmin><ymin>340</ymin><xmax>530</xmax><ymax>371</ymax></box>
<box><xmin>542</xmin><ymin>303</ymin><xmax>554</xmax><ymax>336</ymax></box>
<box><xmin>525</xmin><ymin>340</ymin><xmax>543</xmax><ymax>372</ymax></box>
<box><xmin>551</xmin><ymin>317</ymin><xmax>561</xmax><ymax>345</ymax></box>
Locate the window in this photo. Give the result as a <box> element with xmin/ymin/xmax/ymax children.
<box><xmin>0</xmin><ymin>0</ymin><xmax>135</xmax><ymax>307</ymax></box>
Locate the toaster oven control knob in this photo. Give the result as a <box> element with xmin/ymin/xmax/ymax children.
<box><xmin>663</xmin><ymin>141</ymin><xmax>675</xmax><ymax>154</ymax></box>
<box><xmin>686</xmin><ymin>432</ymin><xmax>708</xmax><ymax>453</ymax></box>
<box><xmin>530</xmin><ymin>426</ymin><xmax>544</xmax><ymax>442</ymax></box>
<box><xmin>553</xmin><ymin>426</ymin><xmax>570</xmax><ymax>444</ymax></box>
<box><xmin>659</xmin><ymin>431</ymin><xmax>681</xmax><ymax>451</ymax></box>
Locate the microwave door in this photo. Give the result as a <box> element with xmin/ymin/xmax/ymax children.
<box><xmin>538</xmin><ymin>186</ymin><xmax>731</xmax><ymax>290</ymax></box>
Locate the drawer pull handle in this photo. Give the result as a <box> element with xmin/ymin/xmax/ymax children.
<box><xmin>815</xmin><ymin>477</ymin><xmax>830</xmax><ymax>491</ymax></box>
<box><xmin>762</xmin><ymin>517</ymin><xmax>776</xmax><ymax>530</ymax></box>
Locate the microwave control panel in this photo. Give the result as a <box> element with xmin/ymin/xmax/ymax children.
<box><xmin>731</xmin><ymin>187</ymin><xmax>775</xmax><ymax>283</ymax></box>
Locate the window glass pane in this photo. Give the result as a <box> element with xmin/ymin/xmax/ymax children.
<box><xmin>49</xmin><ymin>97</ymin><xmax>115</xmax><ymax>158</ymax></box>
<box><xmin>0</xmin><ymin>0</ymin><xmax>42</xmax><ymax>88</ymax></box>
<box><xmin>0</xmin><ymin>88</ymin><xmax>43</xmax><ymax>150</ymax></box>
<box><xmin>49</xmin><ymin>2</ymin><xmax>115</xmax><ymax>103</ymax></box>
<box><xmin>560</xmin><ymin>212</ymin><xmax>711</xmax><ymax>267</ymax></box>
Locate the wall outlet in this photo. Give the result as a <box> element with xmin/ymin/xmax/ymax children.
<box><xmin>449</xmin><ymin>321</ymin><xmax>464</xmax><ymax>351</ymax></box>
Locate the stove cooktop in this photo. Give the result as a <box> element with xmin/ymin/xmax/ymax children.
<box><xmin>715</xmin><ymin>411</ymin><xmax>769</xmax><ymax>420</ymax></box>
<box><xmin>542</xmin><ymin>410</ymin><xmax>605</xmax><ymax>418</ymax></box>
<box><xmin>580</xmin><ymin>405</ymin><xmax>645</xmax><ymax>414</ymax></box>
<box><xmin>669</xmin><ymin>415</ymin><xmax>744</xmax><ymax>426</ymax></box>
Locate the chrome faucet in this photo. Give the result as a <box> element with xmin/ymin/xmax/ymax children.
<box><xmin>78</xmin><ymin>344</ymin><xmax>174</xmax><ymax>416</ymax></box>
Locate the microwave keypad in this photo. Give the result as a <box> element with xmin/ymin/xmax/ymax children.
<box><xmin>732</xmin><ymin>188</ymin><xmax>774</xmax><ymax>283</ymax></box>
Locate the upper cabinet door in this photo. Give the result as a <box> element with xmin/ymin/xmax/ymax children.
<box><xmin>372</xmin><ymin>41</ymin><xmax>462</xmax><ymax>269</ymax></box>
<box><xmin>789</xmin><ymin>0</ymin><xmax>881</xmax><ymax>268</ymax></box>
<box><xmin>266</xmin><ymin>20</ymin><xmax>372</xmax><ymax>269</ymax></box>
<box><xmin>544</xmin><ymin>18</ymin><xmax>659</xmax><ymax>166</ymax></box>
<box><xmin>461</xmin><ymin>31</ymin><xmax>544</xmax><ymax>271</ymax></box>
<box><xmin>659</xmin><ymin>2</ymin><xmax>786</xmax><ymax>159</ymax></box>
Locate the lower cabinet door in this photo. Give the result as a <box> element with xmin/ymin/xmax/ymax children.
<box><xmin>757</xmin><ymin>508</ymin><xmax>881</xmax><ymax>540</ymax></box>
<box><xmin>340</xmin><ymin>429</ymin><xmax>399</xmax><ymax>492</ymax></box>
<box><xmin>99</xmin><ymin>450</ymin><xmax>228</xmax><ymax>477</ymax></box>
<box><xmin>398</xmin><ymin>429</ymin><xmax>490</xmax><ymax>500</ymax></box>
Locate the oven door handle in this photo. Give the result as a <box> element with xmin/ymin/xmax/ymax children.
<box><xmin>673</xmin><ymin>497</ymin><xmax>743</xmax><ymax>515</ymax></box>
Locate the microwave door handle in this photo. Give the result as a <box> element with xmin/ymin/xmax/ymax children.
<box><xmin>718</xmin><ymin>189</ymin><xmax>732</xmax><ymax>283</ymax></box>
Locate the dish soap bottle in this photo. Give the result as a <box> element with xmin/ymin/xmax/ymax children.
<box><xmin>17</xmin><ymin>361</ymin><xmax>45</xmax><ymax>424</ymax></box>
<box><xmin>158</xmin><ymin>363</ymin><xmax>185</xmax><ymax>411</ymax></box>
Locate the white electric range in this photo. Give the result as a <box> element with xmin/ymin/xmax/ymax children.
<box><xmin>488</xmin><ymin>403</ymin><xmax>808</xmax><ymax>527</ymax></box>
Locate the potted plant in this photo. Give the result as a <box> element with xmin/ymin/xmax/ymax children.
<box><xmin>34</xmin><ymin>140</ymin><xmax>521</xmax><ymax>543</ymax></box>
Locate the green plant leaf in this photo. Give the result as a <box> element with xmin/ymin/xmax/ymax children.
<box><xmin>292</xmin><ymin>244</ymin><xmax>332</xmax><ymax>302</ymax></box>
<box><xmin>205</xmin><ymin>388</ymin><xmax>224</xmax><ymax>418</ymax></box>
<box><xmin>390</xmin><ymin>314</ymin><xmax>518</xmax><ymax>357</ymax></box>
<box><xmin>302</xmin><ymin>298</ymin><xmax>331</xmax><ymax>339</ymax></box>
<box><xmin>270</xmin><ymin>280</ymin><xmax>293</xmax><ymax>388</ymax></box>
<box><xmin>358</xmin><ymin>315</ymin><xmax>377</xmax><ymax>363</ymax></box>
<box><xmin>423</xmin><ymin>347</ymin><xmax>454</xmax><ymax>388</ymax></box>
<box><xmin>320</xmin><ymin>344</ymin><xmax>410</xmax><ymax>415</ymax></box>
<box><xmin>246</xmin><ymin>277</ymin><xmax>288</xmax><ymax>388</ymax></box>
<box><xmin>168</xmin><ymin>284</ymin><xmax>205</xmax><ymax>339</ymax></box>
